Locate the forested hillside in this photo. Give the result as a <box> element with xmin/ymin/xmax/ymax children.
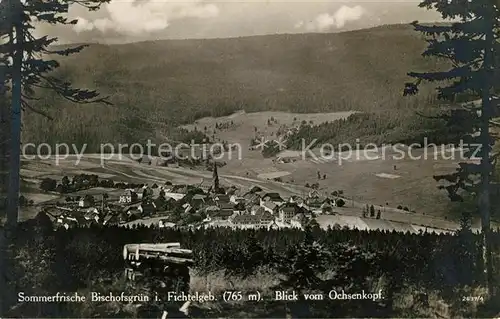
<box><xmin>23</xmin><ymin>24</ymin><xmax>446</xmax><ymax>151</ymax></box>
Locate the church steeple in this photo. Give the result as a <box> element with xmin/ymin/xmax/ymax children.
<box><xmin>212</xmin><ymin>161</ymin><xmax>220</xmax><ymax>192</ymax></box>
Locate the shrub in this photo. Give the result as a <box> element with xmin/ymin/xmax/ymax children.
<box><xmin>336</xmin><ymin>198</ymin><xmax>345</xmax><ymax>207</ymax></box>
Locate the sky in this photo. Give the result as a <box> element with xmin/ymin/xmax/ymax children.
<box><xmin>36</xmin><ymin>0</ymin><xmax>444</xmax><ymax>44</ymax></box>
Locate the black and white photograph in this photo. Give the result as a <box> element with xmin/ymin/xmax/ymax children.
<box><xmin>1</xmin><ymin>0</ymin><xmax>500</xmax><ymax>317</ymax></box>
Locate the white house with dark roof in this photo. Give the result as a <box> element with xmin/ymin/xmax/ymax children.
<box><xmin>278</xmin><ymin>203</ymin><xmax>300</xmax><ymax>224</ymax></box>
<box><xmin>119</xmin><ymin>189</ymin><xmax>136</xmax><ymax>204</ymax></box>
<box><xmin>230</xmin><ymin>194</ymin><xmax>245</xmax><ymax>204</ymax></box>
<box><xmin>261</xmin><ymin>201</ymin><xmax>278</xmax><ymax>214</ymax></box>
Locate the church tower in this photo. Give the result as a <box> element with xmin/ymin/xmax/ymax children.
<box><xmin>212</xmin><ymin>161</ymin><xmax>220</xmax><ymax>192</ymax></box>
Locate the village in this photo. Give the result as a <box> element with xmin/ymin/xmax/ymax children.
<box><xmin>37</xmin><ymin>162</ymin><xmax>348</xmax><ymax>231</ymax></box>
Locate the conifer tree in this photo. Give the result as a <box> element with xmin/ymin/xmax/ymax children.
<box><xmin>404</xmin><ymin>0</ymin><xmax>499</xmax><ymax>295</ymax></box>
<box><xmin>1</xmin><ymin>0</ymin><xmax>110</xmax><ymax>226</ymax></box>
<box><xmin>455</xmin><ymin>211</ymin><xmax>476</xmax><ymax>286</ymax></box>
<box><xmin>280</xmin><ymin>225</ymin><xmax>328</xmax><ymax>292</ymax></box>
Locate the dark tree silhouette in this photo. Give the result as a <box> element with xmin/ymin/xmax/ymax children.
<box><xmin>403</xmin><ymin>0</ymin><xmax>499</xmax><ymax>294</ymax></box>
<box><xmin>39</xmin><ymin>178</ymin><xmax>57</xmax><ymax>192</ymax></box>
<box><xmin>336</xmin><ymin>198</ymin><xmax>345</xmax><ymax>208</ymax></box>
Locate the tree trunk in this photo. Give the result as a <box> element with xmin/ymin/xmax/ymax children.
<box><xmin>0</xmin><ymin>60</ymin><xmax>8</xmax><ymax>218</ymax></box>
<box><xmin>0</xmin><ymin>1</ymin><xmax>15</xmax><ymax>315</ymax></box>
<box><xmin>6</xmin><ymin>0</ymin><xmax>22</xmax><ymax>228</ymax></box>
<box><xmin>0</xmin><ymin>75</ymin><xmax>7</xmax><ymax>319</ymax></box>
<box><xmin>479</xmin><ymin>5</ymin><xmax>495</xmax><ymax>296</ymax></box>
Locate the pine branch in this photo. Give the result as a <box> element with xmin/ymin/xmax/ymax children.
<box><xmin>21</xmin><ymin>99</ymin><xmax>53</xmax><ymax>120</ymax></box>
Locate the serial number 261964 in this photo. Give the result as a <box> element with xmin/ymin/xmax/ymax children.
<box><xmin>462</xmin><ymin>295</ymin><xmax>484</xmax><ymax>302</ymax></box>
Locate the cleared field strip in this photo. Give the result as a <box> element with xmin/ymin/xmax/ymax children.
<box><xmin>375</xmin><ymin>173</ymin><xmax>401</xmax><ymax>179</ymax></box>
<box><xmin>316</xmin><ymin>215</ymin><xmax>456</xmax><ymax>234</ymax></box>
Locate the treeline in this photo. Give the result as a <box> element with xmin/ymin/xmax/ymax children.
<box><xmin>4</xmin><ymin>213</ymin><xmax>500</xmax><ymax>317</ymax></box>
<box><xmin>38</xmin><ymin>173</ymin><xmax>157</xmax><ymax>193</ymax></box>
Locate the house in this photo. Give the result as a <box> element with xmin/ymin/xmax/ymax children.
<box><xmin>278</xmin><ymin>203</ymin><xmax>299</xmax><ymax>224</ymax></box>
<box><xmin>198</xmin><ymin>181</ymin><xmax>212</xmax><ymax>193</ymax></box>
<box><xmin>206</xmin><ymin>208</ymin><xmax>233</xmax><ymax>221</ymax></box>
<box><xmin>213</xmin><ymin>194</ymin><xmax>230</xmax><ymax>203</ymax></box>
<box><xmin>231</xmin><ymin>214</ymin><xmax>261</xmax><ymax>226</ymax></box>
<box><xmin>307</xmin><ymin>197</ymin><xmax>324</xmax><ymax>210</ymax></box>
<box><xmin>204</xmin><ymin>205</ymin><xmax>220</xmax><ymax>214</ymax></box>
<box><xmin>159</xmin><ymin>220</ymin><xmax>176</xmax><ymax>228</ymax></box>
<box><xmin>289</xmin><ymin>195</ymin><xmax>304</xmax><ymax>204</ymax></box>
<box><xmin>84</xmin><ymin>208</ymin><xmax>100</xmax><ymax>223</ymax></box>
<box><xmin>55</xmin><ymin>213</ymin><xmax>78</xmax><ymax>229</ymax></box>
<box><xmin>78</xmin><ymin>195</ymin><xmax>94</xmax><ymax>208</ymax></box>
<box><xmin>230</xmin><ymin>194</ymin><xmax>245</xmax><ymax>205</ymax></box>
<box><xmin>217</xmin><ymin>202</ymin><xmax>236</xmax><ymax>218</ymax></box>
<box><xmin>191</xmin><ymin>194</ymin><xmax>207</xmax><ymax>208</ymax></box>
<box><xmin>163</xmin><ymin>192</ymin><xmax>186</xmax><ymax>201</ymax></box>
<box><xmin>297</xmin><ymin>202</ymin><xmax>310</xmax><ymax>211</ymax></box>
<box><xmin>250</xmin><ymin>205</ymin><xmax>265</xmax><ymax>216</ymax></box>
<box><xmin>204</xmin><ymin>205</ymin><xmax>220</xmax><ymax>221</ymax></box>
<box><xmin>119</xmin><ymin>189</ymin><xmax>137</xmax><ymax>204</ymax></box>
<box><xmin>260</xmin><ymin>193</ymin><xmax>285</xmax><ymax>206</ymax></box>
<box><xmin>126</xmin><ymin>209</ymin><xmax>142</xmax><ymax>222</ymax></box>
<box><xmin>261</xmin><ymin>201</ymin><xmax>278</xmax><ymax>214</ymax></box>
<box><xmin>57</xmin><ymin>211</ymin><xmax>91</xmax><ymax>228</ymax></box>
<box><xmin>254</xmin><ymin>210</ymin><xmax>275</xmax><ymax>225</ymax></box>
<box><xmin>243</xmin><ymin>193</ymin><xmax>260</xmax><ymax>206</ymax></box>
<box><xmin>217</xmin><ymin>201</ymin><xmax>235</xmax><ymax>210</ymax></box>
<box><xmin>139</xmin><ymin>202</ymin><xmax>157</xmax><ymax>216</ymax></box>
<box><xmin>163</xmin><ymin>185</ymin><xmax>188</xmax><ymax>200</ymax></box>
<box><xmin>103</xmin><ymin>214</ymin><xmax>118</xmax><ymax>226</ymax></box>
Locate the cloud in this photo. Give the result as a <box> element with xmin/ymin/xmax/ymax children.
<box><xmin>299</xmin><ymin>5</ymin><xmax>366</xmax><ymax>31</ymax></box>
<box><xmin>74</xmin><ymin>0</ymin><xmax>219</xmax><ymax>35</ymax></box>
<box><xmin>73</xmin><ymin>17</ymin><xmax>94</xmax><ymax>33</ymax></box>
<box><xmin>294</xmin><ymin>20</ymin><xmax>304</xmax><ymax>29</ymax></box>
